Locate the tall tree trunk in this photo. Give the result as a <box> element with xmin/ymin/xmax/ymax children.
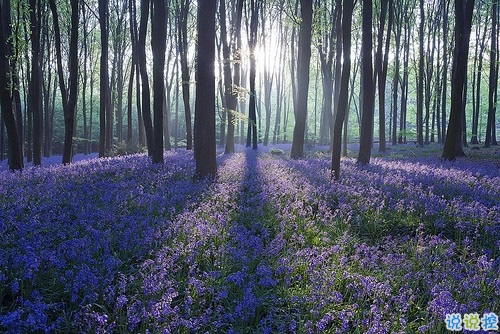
<box><xmin>29</xmin><ymin>0</ymin><xmax>42</xmax><ymax>165</ymax></box>
<box><xmin>485</xmin><ymin>0</ymin><xmax>497</xmax><ymax>148</ymax></box>
<box><xmin>471</xmin><ymin>14</ymin><xmax>488</xmax><ymax>145</ymax></box>
<box><xmin>290</xmin><ymin>0</ymin><xmax>313</xmax><ymax>159</ymax></box>
<box><xmin>194</xmin><ymin>0</ymin><xmax>217</xmax><ymax>177</ymax></box>
<box><xmin>127</xmin><ymin>0</ymin><xmax>136</xmax><ymax>146</ymax></box>
<box><xmin>129</xmin><ymin>0</ymin><xmax>144</xmax><ymax>147</ymax></box>
<box><xmin>138</xmin><ymin>0</ymin><xmax>154</xmax><ymax>155</ymax></box>
<box><xmin>82</xmin><ymin>2</ymin><xmax>89</xmax><ymax>154</ymax></box>
<box><xmin>441</xmin><ymin>0</ymin><xmax>450</xmax><ymax>145</ymax></box>
<box><xmin>262</xmin><ymin>0</ymin><xmax>274</xmax><ymax>147</ymax></box>
<box><xmin>178</xmin><ymin>0</ymin><xmax>193</xmax><ymax>150</ymax></box>
<box><xmin>399</xmin><ymin>7</ymin><xmax>411</xmax><ymax>144</ymax></box>
<box><xmin>331</xmin><ymin>0</ymin><xmax>353</xmax><ymax>180</ymax></box>
<box><xmin>98</xmin><ymin>0</ymin><xmax>110</xmax><ymax>157</ymax></box>
<box><xmin>42</xmin><ymin>6</ymin><xmax>52</xmax><ymax>157</ymax></box>
<box><xmin>12</xmin><ymin>1</ymin><xmax>23</xmax><ymax>162</ymax></box>
<box><xmin>64</xmin><ymin>0</ymin><xmax>78</xmax><ymax>164</ymax></box>
<box><xmin>48</xmin><ymin>0</ymin><xmax>78</xmax><ymax>164</ymax></box>
<box><xmin>376</xmin><ymin>0</ymin><xmax>393</xmax><ymax>152</ymax></box>
<box><xmin>331</xmin><ymin>0</ymin><xmax>343</xmax><ymax>150</ymax></box>
<box><xmin>151</xmin><ymin>0</ymin><xmax>167</xmax><ymax>163</ymax></box>
<box><xmin>357</xmin><ymin>0</ymin><xmax>375</xmax><ymax>164</ymax></box>
<box><xmin>443</xmin><ymin>0</ymin><xmax>474</xmax><ymax>159</ymax></box>
<box><xmin>392</xmin><ymin>0</ymin><xmax>402</xmax><ymax>146</ymax></box>
<box><xmin>317</xmin><ymin>0</ymin><xmax>337</xmax><ymax>148</ymax></box>
<box><xmin>222</xmin><ymin>0</ymin><xmax>243</xmax><ymax>154</ymax></box>
<box><xmin>416</xmin><ymin>0</ymin><xmax>424</xmax><ymax>147</ymax></box>
<box><xmin>0</xmin><ymin>0</ymin><xmax>22</xmax><ymax>170</ymax></box>
<box><xmin>246</xmin><ymin>0</ymin><xmax>258</xmax><ymax>150</ymax></box>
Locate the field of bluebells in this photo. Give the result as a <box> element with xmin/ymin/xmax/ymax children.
<box><xmin>1</xmin><ymin>147</ymin><xmax>499</xmax><ymax>333</ymax></box>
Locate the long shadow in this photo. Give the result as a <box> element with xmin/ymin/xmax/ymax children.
<box><xmin>0</xmin><ymin>151</ymin><xmax>219</xmax><ymax>333</ymax></box>
<box><xmin>221</xmin><ymin>148</ymin><xmax>284</xmax><ymax>331</ymax></box>
<box><xmin>281</xmin><ymin>154</ymin><xmax>500</xmax><ymax>255</ymax></box>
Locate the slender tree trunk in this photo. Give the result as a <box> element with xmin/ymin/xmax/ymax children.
<box><xmin>290</xmin><ymin>0</ymin><xmax>313</xmax><ymax>159</ymax></box>
<box><xmin>331</xmin><ymin>0</ymin><xmax>353</xmax><ymax>180</ymax></box>
<box><xmin>98</xmin><ymin>0</ymin><xmax>109</xmax><ymax>157</ymax></box>
<box><xmin>358</xmin><ymin>0</ymin><xmax>375</xmax><ymax>164</ymax></box>
<box><xmin>377</xmin><ymin>0</ymin><xmax>393</xmax><ymax>152</ymax></box>
<box><xmin>138</xmin><ymin>0</ymin><xmax>154</xmax><ymax>154</ymax></box>
<box><xmin>399</xmin><ymin>10</ymin><xmax>410</xmax><ymax>144</ymax></box>
<box><xmin>416</xmin><ymin>0</ymin><xmax>424</xmax><ymax>147</ymax></box>
<box><xmin>441</xmin><ymin>0</ymin><xmax>450</xmax><ymax>145</ymax></box>
<box><xmin>151</xmin><ymin>0</ymin><xmax>167</xmax><ymax>163</ymax></box>
<box><xmin>0</xmin><ymin>0</ymin><xmax>22</xmax><ymax>170</ymax></box>
<box><xmin>246</xmin><ymin>0</ymin><xmax>258</xmax><ymax>150</ymax></box>
<box><xmin>12</xmin><ymin>1</ymin><xmax>23</xmax><ymax>162</ymax></box>
<box><xmin>178</xmin><ymin>0</ymin><xmax>193</xmax><ymax>150</ymax></box>
<box><xmin>29</xmin><ymin>0</ymin><xmax>42</xmax><ymax>165</ymax></box>
<box><xmin>471</xmin><ymin>15</ymin><xmax>487</xmax><ymax>145</ymax></box>
<box><xmin>443</xmin><ymin>0</ymin><xmax>474</xmax><ymax>159</ymax></box>
<box><xmin>127</xmin><ymin>0</ymin><xmax>136</xmax><ymax>146</ymax></box>
<box><xmin>485</xmin><ymin>0</ymin><xmax>497</xmax><ymax>148</ymax></box>
<box><xmin>42</xmin><ymin>8</ymin><xmax>52</xmax><ymax>157</ymax></box>
<box><xmin>392</xmin><ymin>0</ymin><xmax>402</xmax><ymax>146</ymax></box>
<box><xmin>194</xmin><ymin>0</ymin><xmax>217</xmax><ymax>177</ymax></box>
<box><xmin>48</xmin><ymin>0</ymin><xmax>78</xmax><ymax>164</ymax></box>
<box><xmin>222</xmin><ymin>0</ymin><xmax>242</xmax><ymax>154</ymax></box>
<box><xmin>63</xmin><ymin>0</ymin><xmax>78</xmax><ymax>164</ymax></box>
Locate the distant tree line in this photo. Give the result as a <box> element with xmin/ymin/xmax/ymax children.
<box><xmin>0</xmin><ymin>0</ymin><xmax>497</xmax><ymax>175</ymax></box>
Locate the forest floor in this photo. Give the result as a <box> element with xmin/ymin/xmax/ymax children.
<box><xmin>1</xmin><ymin>143</ymin><xmax>499</xmax><ymax>333</ymax></box>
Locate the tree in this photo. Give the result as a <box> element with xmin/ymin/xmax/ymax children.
<box><xmin>246</xmin><ymin>0</ymin><xmax>259</xmax><ymax>150</ymax></box>
<box><xmin>357</xmin><ymin>0</ymin><xmax>374</xmax><ymax>164</ymax></box>
<box><xmin>48</xmin><ymin>0</ymin><xmax>79</xmax><ymax>164</ymax></box>
<box><xmin>290</xmin><ymin>0</ymin><xmax>313</xmax><ymax>159</ymax></box>
<box><xmin>137</xmin><ymin>0</ymin><xmax>154</xmax><ymax>155</ymax></box>
<box><xmin>470</xmin><ymin>5</ymin><xmax>488</xmax><ymax>145</ymax></box>
<box><xmin>98</xmin><ymin>0</ymin><xmax>111</xmax><ymax>157</ymax></box>
<box><xmin>177</xmin><ymin>0</ymin><xmax>193</xmax><ymax>150</ymax></box>
<box><xmin>29</xmin><ymin>0</ymin><xmax>42</xmax><ymax>166</ymax></box>
<box><xmin>194</xmin><ymin>0</ymin><xmax>217</xmax><ymax>177</ymax></box>
<box><xmin>485</xmin><ymin>0</ymin><xmax>498</xmax><ymax>148</ymax></box>
<box><xmin>416</xmin><ymin>0</ymin><xmax>424</xmax><ymax>147</ymax></box>
<box><xmin>0</xmin><ymin>0</ymin><xmax>22</xmax><ymax>170</ymax></box>
<box><xmin>443</xmin><ymin>0</ymin><xmax>474</xmax><ymax>160</ymax></box>
<box><xmin>374</xmin><ymin>0</ymin><xmax>393</xmax><ymax>152</ymax></box>
<box><xmin>151</xmin><ymin>0</ymin><xmax>167</xmax><ymax>163</ymax></box>
<box><xmin>222</xmin><ymin>0</ymin><xmax>243</xmax><ymax>154</ymax></box>
<box><xmin>331</xmin><ymin>0</ymin><xmax>353</xmax><ymax>180</ymax></box>
<box><xmin>317</xmin><ymin>0</ymin><xmax>338</xmax><ymax>148</ymax></box>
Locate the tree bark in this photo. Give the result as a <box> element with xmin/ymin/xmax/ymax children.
<box><xmin>194</xmin><ymin>0</ymin><xmax>217</xmax><ymax>178</ymax></box>
<box><xmin>151</xmin><ymin>0</ymin><xmax>167</xmax><ymax>163</ymax></box>
<box><xmin>331</xmin><ymin>0</ymin><xmax>353</xmax><ymax>180</ymax></box>
<box><xmin>29</xmin><ymin>0</ymin><xmax>42</xmax><ymax>166</ymax></box>
<box><xmin>485</xmin><ymin>0</ymin><xmax>497</xmax><ymax>148</ymax></box>
<box><xmin>48</xmin><ymin>0</ymin><xmax>78</xmax><ymax>164</ymax></box>
<box><xmin>222</xmin><ymin>0</ymin><xmax>243</xmax><ymax>154</ymax></box>
<box><xmin>138</xmin><ymin>0</ymin><xmax>154</xmax><ymax>155</ymax></box>
<box><xmin>376</xmin><ymin>0</ymin><xmax>393</xmax><ymax>152</ymax></box>
<box><xmin>246</xmin><ymin>0</ymin><xmax>259</xmax><ymax>150</ymax></box>
<box><xmin>290</xmin><ymin>0</ymin><xmax>313</xmax><ymax>159</ymax></box>
<box><xmin>357</xmin><ymin>0</ymin><xmax>375</xmax><ymax>164</ymax></box>
<box><xmin>443</xmin><ymin>0</ymin><xmax>474</xmax><ymax>159</ymax></box>
<box><xmin>98</xmin><ymin>0</ymin><xmax>110</xmax><ymax>157</ymax></box>
<box><xmin>0</xmin><ymin>0</ymin><xmax>22</xmax><ymax>170</ymax></box>
<box><xmin>177</xmin><ymin>0</ymin><xmax>193</xmax><ymax>150</ymax></box>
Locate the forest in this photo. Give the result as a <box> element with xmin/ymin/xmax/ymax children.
<box><xmin>1</xmin><ymin>0</ymin><xmax>500</xmax><ymax>333</ymax></box>
<box><xmin>0</xmin><ymin>0</ymin><xmax>497</xmax><ymax>172</ymax></box>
